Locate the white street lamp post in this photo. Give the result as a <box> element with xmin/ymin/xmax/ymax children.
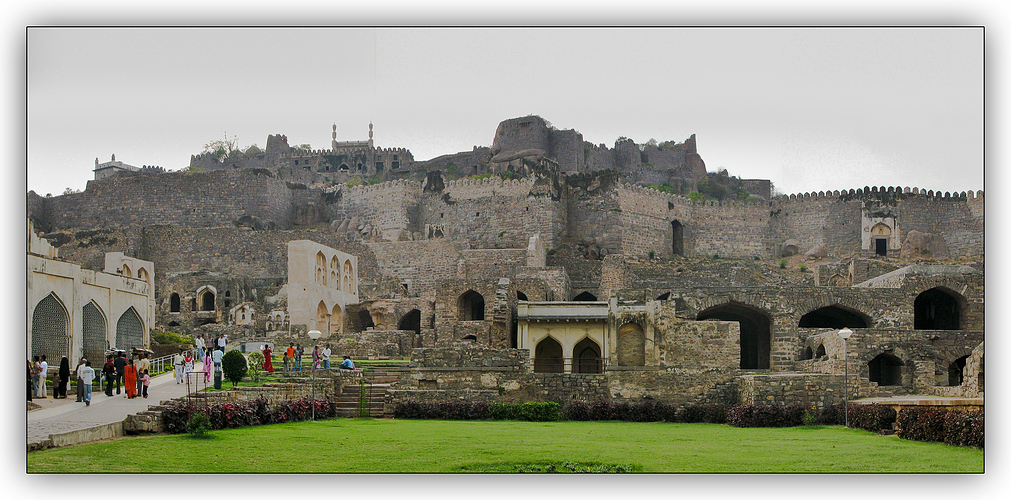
<box><xmin>838</xmin><ymin>327</ymin><xmax>854</xmax><ymax>428</ymax></box>
<box><xmin>307</xmin><ymin>330</ymin><xmax>322</xmax><ymax>421</ymax></box>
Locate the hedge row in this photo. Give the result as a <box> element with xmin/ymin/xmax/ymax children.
<box><xmin>896</xmin><ymin>407</ymin><xmax>984</xmax><ymax>448</ymax></box>
<box><xmin>561</xmin><ymin>401</ymin><xmax>727</xmax><ymax>423</ymax></box>
<box><xmin>392</xmin><ymin>401</ymin><xmax>562</xmax><ymax>421</ymax></box>
<box><xmin>815</xmin><ymin>404</ymin><xmax>897</xmax><ymax>433</ymax></box>
<box><xmin>161</xmin><ymin>396</ymin><xmax>338</xmax><ymax>433</ymax></box>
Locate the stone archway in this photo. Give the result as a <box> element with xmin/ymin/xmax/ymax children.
<box><xmin>458</xmin><ymin>290</ymin><xmax>485</xmax><ymax>321</ymax></box>
<box><xmin>697</xmin><ymin>302</ymin><xmax>772</xmax><ymax>369</ymax></box>
<box><xmin>31</xmin><ymin>293</ymin><xmax>70</xmax><ymax>363</ymax></box>
<box><xmin>799</xmin><ymin>305</ymin><xmax>870</xmax><ymax>329</ymax></box>
<box><xmin>534</xmin><ymin>336</ymin><xmax>563</xmax><ymax>373</ymax></box>
<box><xmin>914</xmin><ymin>287</ymin><xmax>963</xmax><ymax>330</ymax></box>
<box><xmin>572</xmin><ymin>291</ymin><xmax>597</xmax><ymax>301</ymax></box>
<box><xmin>868</xmin><ymin>352</ymin><xmax>904</xmax><ymax>386</ymax></box>
<box><xmin>573</xmin><ymin>337</ymin><xmax>602</xmax><ymax>374</ymax></box>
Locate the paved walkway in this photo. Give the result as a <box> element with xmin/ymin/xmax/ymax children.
<box><xmin>27</xmin><ymin>362</ymin><xmax>210</xmax><ymax>446</ymax></box>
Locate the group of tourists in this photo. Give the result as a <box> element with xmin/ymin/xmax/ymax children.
<box><xmin>101</xmin><ymin>352</ymin><xmax>151</xmax><ymax>399</ymax></box>
<box><xmin>261</xmin><ymin>342</ymin><xmax>354</xmax><ymax>373</ymax></box>
<box><xmin>26</xmin><ymin>352</ymin><xmax>153</xmax><ymax>407</ymax></box>
<box><xmin>194</xmin><ymin>334</ymin><xmax>228</xmax><ymax>361</ymax></box>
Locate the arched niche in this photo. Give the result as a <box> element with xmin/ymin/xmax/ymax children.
<box><xmin>572</xmin><ymin>291</ymin><xmax>597</xmax><ymax>302</ymax></box>
<box><xmin>868</xmin><ymin>353</ymin><xmax>904</xmax><ymax>386</ymax></box>
<box><xmin>458</xmin><ymin>290</ymin><xmax>485</xmax><ymax>321</ymax></box>
<box><xmin>116</xmin><ymin>307</ymin><xmax>145</xmax><ymax>351</ymax></box>
<box><xmin>573</xmin><ymin>337</ymin><xmax>602</xmax><ymax>374</ymax></box>
<box><xmin>82</xmin><ymin>301</ymin><xmax>108</xmax><ymax>363</ymax></box>
<box><xmin>32</xmin><ymin>293</ymin><xmax>70</xmax><ymax>363</ymax></box>
<box><xmin>616</xmin><ymin>322</ymin><xmax>645</xmax><ymax>366</ymax></box>
<box><xmin>672</xmin><ymin>220</ymin><xmax>684</xmax><ymax>256</ymax></box>
<box><xmin>697</xmin><ymin>302</ymin><xmax>772</xmax><ymax>369</ymax></box>
<box><xmin>914</xmin><ymin>287</ymin><xmax>963</xmax><ymax>330</ymax></box>
<box><xmin>798</xmin><ymin>305</ymin><xmax>870</xmax><ymax>329</ymax></box>
<box><xmin>534</xmin><ymin>336</ymin><xmax>563</xmax><ymax>373</ymax></box>
<box><xmin>169</xmin><ymin>293</ymin><xmax>181</xmax><ymax>313</ymax></box>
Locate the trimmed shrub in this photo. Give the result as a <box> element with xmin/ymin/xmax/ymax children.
<box><xmin>160</xmin><ymin>396</ymin><xmax>335</xmax><ymax>434</ymax></box>
<box><xmin>560</xmin><ymin>401</ymin><xmax>592</xmax><ymax>421</ymax></box>
<box><xmin>943</xmin><ymin>411</ymin><xmax>984</xmax><ymax>449</ymax></box>
<box><xmin>816</xmin><ymin>404</ymin><xmax>896</xmax><ymax>432</ymax></box>
<box><xmin>896</xmin><ymin>407</ymin><xmax>949</xmax><ymax>443</ymax></box>
<box><xmin>221</xmin><ymin>350</ymin><xmax>247</xmax><ymax>388</ymax></box>
<box><xmin>186</xmin><ymin>412</ymin><xmax>211</xmax><ymax>437</ymax></box>
<box><xmin>489</xmin><ymin>402</ymin><xmax>561</xmax><ymax>422</ymax></box>
<box><xmin>727</xmin><ymin>404</ymin><xmax>805</xmax><ymax>428</ymax></box>
<box><xmin>392</xmin><ymin>401</ymin><xmax>489</xmax><ymax>420</ymax></box>
<box><xmin>679</xmin><ymin>404</ymin><xmax>728</xmax><ymax>424</ymax></box>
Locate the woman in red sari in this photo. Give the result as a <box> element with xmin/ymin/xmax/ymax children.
<box><xmin>124</xmin><ymin>358</ymin><xmax>138</xmax><ymax>398</ymax></box>
<box><xmin>262</xmin><ymin>346</ymin><xmax>274</xmax><ymax>373</ymax></box>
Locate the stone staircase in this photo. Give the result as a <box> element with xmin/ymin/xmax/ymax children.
<box><xmin>333</xmin><ymin>363</ymin><xmax>404</xmax><ymax>418</ymax></box>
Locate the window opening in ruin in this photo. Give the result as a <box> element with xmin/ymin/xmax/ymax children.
<box><xmin>398</xmin><ymin>309</ymin><xmax>421</xmax><ymax>335</ymax></box>
<box><xmin>137</xmin><ymin>268</ymin><xmax>149</xmax><ymax>283</ymax></box>
<box><xmin>339</xmin><ymin>164</ymin><xmax>349</xmax><ymax>172</ymax></box>
<box><xmin>656</xmin><ymin>292</ymin><xmax>671</xmax><ymax>300</ymax></box>
<box><xmin>798</xmin><ymin>305</ymin><xmax>870</xmax><ymax>329</ymax></box>
<box><xmin>357</xmin><ymin>310</ymin><xmax>375</xmax><ymax>331</ymax></box>
<box><xmin>82</xmin><ymin>302</ymin><xmax>107</xmax><ymax>364</ymax></box>
<box><xmin>343</xmin><ymin>260</ymin><xmax>353</xmax><ymax>292</ymax></box>
<box><xmin>914</xmin><ymin>287</ymin><xmax>963</xmax><ymax>330</ymax></box>
<box><xmin>462</xmin><ymin>335</ymin><xmax>478</xmax><ymax>342</ymax></box>
<box><xmin>874</xmin><ymin>238</ymin><xmax>887</xmax><ymax>256</ymax></box>
<box><xmin>868</xmin><ymin>353</ymin><xmax>904</xmax><ymax>386</ymax></box>
<box><xmin>815</xmin><ymin>344</ymin><xmax>826</xmax><ymax>358</ymax></box>
<box><xmin>510</xmin><ymin>316</ymin><xmax>518</xmax><ymax>348</ymax></box>
<box><xmin>534</xmin><ymin>336</ymin><xmax>563</xmax><ymax>373</ymax></box>
<box><xmin>617</xmin><ymin>323</ymin><xmax>645</xmax><ymax>366</ymax></box>
<box><xmin>697</xmin><ymin>302</ymin><xmax>772</xmax><ymax>369</ymax></box>
<box><xmin>201</xmin><ymin>291</ymin><xmax>215</xmax><ymax>311</ymax></box>
<box><xmin>121</xmin><ymin>264</ymin><xmax>132</xmax><ymax>277</ymax></box>
<box><xmin>672</xmin><ymin>220</ymin><xmax>684</xmax><ymax>256</ymax></box>
<box><xmin>116</xmin><ymin>307</ymin><xmax>144</xmax><ymax>351</ymax></box>
<box><xmin>225</xmin><ymin>291</ymin><xmax>230</xmax><ymax>297</ymax></box>
<box><xmin>572</xmin><ymin>291</ymin><xmax>597</xmax><ymax>301</ymax></box>
<box><xmin>803</xmin><ymin>346</ymin><xmax>813</xmax><ymax>360</ymax></box>
<box><xmin>458</xmin><ymin>290</ymin><xmax>485</xmax><ymax>321</ymax></box>
<box><xmin>168</xmin><ymin>321</ymin><xmax>180</xmax><ymax>327</ymax></box>
<box><xmin>331</xmin><ymin>256</ymin><xmax>340</xmax><ymax>289</ymax></box>
<box><xmin>190</xmin><ymin>298</ymin><xmax>197</xmax><ymax>311</ymax></box>
<box><xmin>169</xmin><ymin>293</ymin><xmax>180</xmax><ymax>313</ymax></box>
<box><xmin>574</xmin><ymin>337</ymin><xmax>603</xmax><ymax>374</ymax></box>
<box><xmin>224</xmin><ymin>299</ymin><xmax>231</xmax><ymax>308</ymax></box>
<box><xmin>948</xmin><ymin>355</ymin><xmax>969</xmax><ymax>386</ymax></box>
<box><xmin>517</xmin><ymin>291</ymin><xmax>528</xmax><ymax>301</ymax></box>
<box><xmin>316</xmin><ymin>252</ymin><xmax>327</xmax><ymax>286</ymax></box>
<box><xmin>32</xmin><ymin>293</ymin><xmax>69</xmax><ymax>364</ymax></box>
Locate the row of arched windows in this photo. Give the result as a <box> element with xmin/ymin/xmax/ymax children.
<box><xmin>314</xmin><ymin>252</ymin><xmax>356</xmax><ymax>292</ymax></box>
<box><xmin>31</xmin><ymin>292</ymin><xmax>145</xmax><ymax>362</ymax></box>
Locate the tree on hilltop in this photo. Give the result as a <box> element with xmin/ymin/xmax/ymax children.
<box><xmin>202</xmin><ymin>132</ymin><xmax>239</xmax><ymax>159</ymax></box>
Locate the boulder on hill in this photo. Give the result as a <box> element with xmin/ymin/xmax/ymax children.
<box><xmin>900</xmin><ymin>230</ymin><xmax>950</xmax><ymax>260</ymax></box>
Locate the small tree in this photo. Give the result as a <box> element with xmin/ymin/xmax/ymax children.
<box><xmin>221</xmin><ymin>350</ymin><xmax>247</xmax><ymax>388</ymax></box>
<box><xmin>246</xmin><ymin>350</ymin><xmax>264</xmax><ymax>383</ymax></box>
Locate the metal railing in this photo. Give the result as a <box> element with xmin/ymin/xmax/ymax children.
<box><xmin>532</xmin><ymin>357</ymin><xmax>611</xmax><ymax>374</ymax></box>
<box><xmin>149</xmin><ymin>349</ymin><xmax>196</xmax><ymax>376</ymax></box>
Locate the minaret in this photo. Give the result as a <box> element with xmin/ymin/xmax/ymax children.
<box><xmin>368</xmin><ymin>122</ymin><xmax>374</xmax><ymax>148</ymax></box>
<box><xmin>332</xmin><ymin>123</ymin><xmax>337</xmax><ymax>150</ymax></box>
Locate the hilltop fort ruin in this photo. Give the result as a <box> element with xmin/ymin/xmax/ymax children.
<box><xmin>27</xmin><ymin>115</ymin><xmax>984</xmax><ymax>410</ymax></box>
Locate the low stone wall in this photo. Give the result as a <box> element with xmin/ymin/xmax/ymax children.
<box><xmin>335</xmin><ymin>329</ymin><xmax>412</xmax><ymax>359</ymax></box>
<box><xmin>738</xmin><ymin>373</ymin><xmax>853</xmax><ymax>408</ymax></box>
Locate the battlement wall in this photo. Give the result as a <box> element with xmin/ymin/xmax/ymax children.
<box><xmin>365</xmin><ymin>239</ymin><xmax>470</xmax><ymax>293</ymax></box>
<box><xmin>43</xmin><ymin>169</ymin><xmax>297</xmax><ymax>231</ymax></box>
<box><xmin>443</xmin><ymin>176</ymin><xmax>536</xmax><ymax>199</ymax></box>
<box><xmin>338</xmin><ymin>180</ymin><xmax>423</xmax><ymax>238</ymax></box>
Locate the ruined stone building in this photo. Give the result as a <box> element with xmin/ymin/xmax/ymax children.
<box><xmin>27</xmin><ymin>115</ymin><xmax>984</xmax><ymax>408</ymax></box>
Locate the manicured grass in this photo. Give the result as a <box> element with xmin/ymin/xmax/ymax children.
<box><xmin>26</xmin><ymin>419</ymin><xmax>983</xmax><ymax>473</ymax></box>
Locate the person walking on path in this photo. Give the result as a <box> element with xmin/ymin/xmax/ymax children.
<box><xmin>136</xmin><ymin>354</ymin><xmax>150</xmax><ymax>396</ymax></box>
<box><xmin>322</xmin><ymin>344</ymin><xmax>332</xmax><ymax>369</ymax></box>
<box><xmin>31</xmin><ymin>356</ymin><xmax>41</xmax><ymax>398</ymax></box>
<box><xmin>183</xmin><ymin>351</ymin><xmax>194</xmax><ymax>384</ymax></box>
<box><xmin>80</xmin><ymin>361</ymin><xmax>96</xmax><ymax>406</ymax></box>
<box><xmin>262</xmin><ymin>345</ymin><xmax>274</xmax><ymax>373</ymax></box>
<box><xmin>217</xmin><ymin>334</ymin><xmax>228</xmax><ymax>352</ymax></box>
<box><xmin>203</xmin><ymin>350</ymin><xmax>212</xmax><ymax>383</ymax></box>
<box><xmin>284</xmin><ymin>343</ymin><xmax>294</xmax><ymax>373</ymax></box>
<box><xmin>295</xmin><ymin>344</ymin><xmax>303</xmax><ymax>372</ymax></box>
<box><xmin>102</xmin><ymin>356</ymin><xmax>116</xmax><ymax>396</ymax></box>
<box><xmin>75</xmin><ymin>357</ymin><xmax>87</xmax><ymax>402</ymax></box>
<box><xmin>114</xmin><ymin>353</ymin><xmax>127</xmax><ymax>394</ymax></box>
<box><xmin>27</xmin><ymin>360</ymin><xmax>33</xmax><ymax>402</ymax></box>
<box><xmin>56</xmin><ymin>356</ymin><xmax>70</xmax><ymax>399</ymax></box>
<box><xmin>195</xmin><ymin>335</ymin><xmax>206</xmax><ymax>361</ymax></box>
<box><xmin>141</xmin><ymin>369</ymin><xmax>150</xmax><ymax>398</ymax></box>
<box><xmin>37</xmin><ymin>355</ymin><xmax>49</xmax><ymax>399</ymax></box>
<box><xmin>211</xmin><ymin>348</ymin><xmax>223</xmax><ymax>371</ymax></box>
<box><xmin>173</xmin><ymin>350</ymin><xmax>185</xmax><ymax>384</ymax></box>
<box><xmin>124</xmin><ymin>358</ymin><xmax>138</xmax><ymax>398</ymax></box>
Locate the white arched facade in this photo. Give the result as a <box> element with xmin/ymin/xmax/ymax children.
<box><xmin>286</xmin><ymin>240</ymin><xmax>360</xmax><ymax>337</ymax></box>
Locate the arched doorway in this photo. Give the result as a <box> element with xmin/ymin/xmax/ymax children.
<box><xmin>948</xmin><ymin>355</ymin><xmax>969</xmax><ymax>386</ymax></box>
<box><xmin>572</xmin><ymin>291</ymin><xmax>597</xmax><ymax>301</ymax></box>
<box><xmin>399</xmin><ymin>309</ymin><xmax>421</xmax><ymax>334</ymax></box>
<box><xmin>697</xmin><ymin>302</ymin><xmax>772</xmax><ymax>369</ymax></box>
<box><xmin>672</xmin><ymin>220</ymin><xmax>684</xmax><ymax>256</ymax></box>
<box><xmin>870</xmin><ymin>223</ymin><xmax>891</xmax><ymax>256</ymax></box>
<box><xmin>316</xmin><ymin>301</ymin><xmax>330</xmax><ymax>333</ymax></box>
<box><xmin>868</xmin><ymin>353</ymin><xmax>904</xmax><ymax>386</ymax></box>
<box><xmin>31</xmin><ymin>293</ymin><xmax>70</xmax><ymax>362</ymax></box>
<box><xmin>798</xmin><ymin>305</ymin><xmax>870</xmax><ymax>329</ymax></box>
<box><xmin>169</xmin><ymin>293</ymin><xmax>180</xmax><ymax>313</ymax></box>
<box><xmin>914</xmin><ymin>287</ymin><xmax>962</xmax><ymax>330</ymax></box>
<box><xmin>331</xmin><ymin>304</ymin><xmax>344</xmax><ymax>336</ymax></box>
<box><xmin>616</xmin><ymin>322</ymin><xmax>645</xmax><ymax>366</ymax></box>
<box><xmin>200</xmin><ymin>290</ymin><xmax>215</xmax><ymax>311</ymax></box>
<box><xmin>116</xmin><ymin>307</ymin><xmax>145</xmax><ymax>351</ymax></box>
<box><xmin>458</xmin><ymin>290</ymin><xmax>485</xmax><ymax>321</ymax></box>
<box><xmin>82</xmin><ymin>301</ymin><xmax>108</xmax><ymax>363</ymax></box>
<box><xmin>573</xmin><ymin>337</ymin><xmax>602</xmax><ymax>374</ymax></box>
<box><xmin>534</xmin><ymin>337</ymin><xmax>563</xmax><ymax>373</ymax></box>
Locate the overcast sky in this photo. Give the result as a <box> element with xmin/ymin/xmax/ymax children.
<box><xmin>26</xmin><ymin>27</ymin><xmax>982</xmax><ymax>197</ymax></box>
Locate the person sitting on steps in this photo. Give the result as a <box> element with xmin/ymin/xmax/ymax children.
<box><xmin>339</xmin><ymin>355</ymin><xmax>355</xmax><ymax>370</ymax></box>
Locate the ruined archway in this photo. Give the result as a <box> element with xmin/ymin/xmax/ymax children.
<box><xmin>517</xmin><ymin>291</ymin><xmax>528</xmax><ymax>301</ymax></box>
<box><xmin>914</xmin><ymin>287</ymin><xmax>963</xmax><ymax>330</ymax></box>
<box><xmin>868</xmin><ymin>353</ymin><xmax>904</xmax><ymax>386</ymax></box>
<box><xmin>798</xmin><ymin>305</ymin><xmax>870</xmax><ymax>329</ymax></box>
<box><xmin>458</xmin><ymin>290</ymin><xmax>485</xmax><ymax>321</ymax></box>
<box><xmin>31</xmin><ymin>293</ymin><xmax>70</xmax><ymax>363</ymax></box>
<box><xmin>573</xmin><ymin>337</ymin><xmax>602</xmax><ymax>374</ymax></box>
<box><xmin>316</xmin><ymin>301</ymin><xmax>330</xmax><ymax>333</ymax></box>
<box><xmin>697</xmin><ymin>302</ymin><xmax>772</xmax><ymax>369</ymax></box>
<box><xmin>815</xmin><ymin>344</ymin><xmax>826</xmax><ymax>358</ymax></box>
<box><xmin>572</xmin><ymin>291</ymin><xmax>597</xmax><ymax>302</ymax></box>
<box><xmin>948</xmin><ymin>355</ymin><xmax>969</xmax><ymax>386</ymax></box>
<box><xmin>331</xmin><ymin>304</ymin><xmax>344</xmax><ymax>336</ymax></box>
<box><xmin>399</xmin><ymin>309</ymin><xmax>421</xmax><ymax>335</ymax></box>
<box><xmin>672</xmin><ymin>220</ymin><xmax>684</xmax><ymax>256</ymax></box>
<box><xmin>534</xmin><ymin>336</ymin><xmax>563</xmax><ymax>373</ymax></box>
<box><xmin>802</xmin><ymin>346</ymin><xmax>813</xmax><ymax>360</ymax></box>
<box><xmin>616</xmin><ymin>322</ymin><xmax>645</xmax><ymax>366</ymax></box>
<box><xmin>357</xmin><ymin>310</ymin><xmax>375</xmax><ymax>331</ymax></box>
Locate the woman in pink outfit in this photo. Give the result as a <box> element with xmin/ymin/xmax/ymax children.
<box><xmin>203</xmin><ymin>352</ymin><xmax>212</xmax><ymax>383</ymax></box>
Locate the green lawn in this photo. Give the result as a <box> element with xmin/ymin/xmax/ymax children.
<box><xmin>26</xmin><ymin>419</ymin><xmax>983</xmax><ymax>473</ymax></box>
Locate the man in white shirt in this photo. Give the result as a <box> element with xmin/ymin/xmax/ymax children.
<box><xmin>38</xmin><ymin>355</ymin><xmax>49</xmax><ymax>398</ymax></box>
<box><xmin>80</xmin><ymin>361</ymin><xmax>96</xmax><ymax>406</ymax></box>
<box><xmin>195</xmin><ymin>335</ymin><xmax>206</xmax><ymax>360</ymax></box>
<box><xmin>211</xmin><ymin>348</ymin><xmax>224</xmax><ymax>370</ymax></box>
<box><xmin>322</xmin><ymin>344</ymin><xmax>332</xmax><ymax>369</ymax></box>
<box><xmin>173</xmin><ymin>350</ymin><xmax>185</xmax><ymax>384</ymax></box>
<box><xmin>217</xmin><ymin>334</ymin><xmax>228</xmax><ymax>352</ymax></box>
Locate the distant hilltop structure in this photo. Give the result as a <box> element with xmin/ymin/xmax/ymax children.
<box><xmin>93</xmin><ymin>154</ymin><xmax>164</xmax><ymax>181</ymax></box>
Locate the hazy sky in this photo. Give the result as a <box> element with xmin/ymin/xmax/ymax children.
<box><xmin>26</xmin><ymin>27</ymin><xmax>983</xmax><ymax>197</ymax></box>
